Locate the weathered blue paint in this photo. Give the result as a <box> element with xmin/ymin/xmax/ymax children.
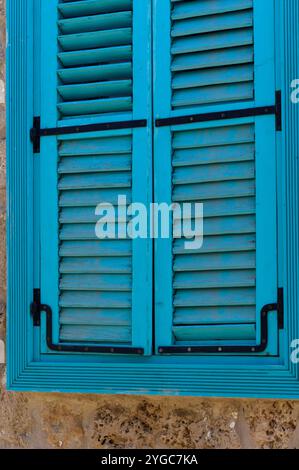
<box><xmin>38</xmin><ymin>0</ymin><xmax>152</xmax><ymax>354</ymax></box>
<box><xmin>154</xmin><ymin>0</ymin><xmax>277</xmax><ymax>352</ymax></box>
<box><xmin>154</xmin><ymin>117</ymin><xmax>277</xmax><ymax>354</ymax></box>
<box><xmin>6</xmin><ymin>0</ymin><xmax>299</xmax><ymax>398</ymax></box>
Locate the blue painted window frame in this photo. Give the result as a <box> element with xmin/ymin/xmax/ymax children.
<box><xmin>6</xmin><ymin>0</ymin><xmax>299</xmax><ymax>398</ymax></box>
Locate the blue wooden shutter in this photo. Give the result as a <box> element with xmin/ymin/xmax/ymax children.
<box><xmin>57</xmin><ymin>0</ymin><xmax>133</xmax><ymax>118</ymax></box>
<box><xmin>39</xmin><ymin>0</ymin><xmax>152</xmax><ymax>354</ymax></box>
<box><xmin>171</xmin><ymin>0</ymin><xmax>255</xmax><ymax>108</ymax></box>
<box><xmin>154</xmin><ymin>0</ymin><xmax>279</xmax><ymax>353</ymax></box>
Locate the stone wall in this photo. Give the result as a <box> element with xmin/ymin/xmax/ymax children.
<box><xmin>0</xmin><ymin>1</ymin><xmax>299</xmax><ymax>450</ymax></box>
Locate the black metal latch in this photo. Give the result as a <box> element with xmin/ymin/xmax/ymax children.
<box><xmin>32</xmin><ymin>288</ymin><xmax>284</xmax><ymax>356</ymax></box>
<box><xmin>30</xmin><ymin>289</ymin><xmax>144</xmax><ymax>355</ymax></box>
<box><xmin>30</xmin><ymin>118</ymin><xmax>148</xmax><ymax>154</ymax></box>
<box><xmin>159</xmin><ymin>288</ymin><xmax>284</xmax><ymax>355</ymax></box>
<box><xmin>155</xmin><ymin>91</ymin><xmax>282</xmax><ymax>131</ymax></box>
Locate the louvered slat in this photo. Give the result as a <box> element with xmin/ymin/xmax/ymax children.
<box><xmin>171</xmin><ymin>0</ymin><xmax>254</xmax><ymax>109</ymax></box>
<box><xmin>172</xmin><ymin>123</ymin><xmax>257</xmax><ymax>343</ymax></box>
<box><xmin>58</xmin><ymin>45</ymin><xmax>132</xmax><ymax>68</ymax></box>
<box><xmin>58</xmin><ymin>132</ymin><xmax>133</xmax><ymax>344</ymax></box>
<box><xmin>59</xmin><ymin>0</ymin><xmax>132</xmax><ymax>18</ymax></box>
<box><xmin>171</xmin><ymin>0</ymin><xmax>253</xmax><ymax>19</ymax></box>
<box><xmin>58</xmin><ymin>0</ymin><xmax>133</xmax><ymax>119</ymax></box>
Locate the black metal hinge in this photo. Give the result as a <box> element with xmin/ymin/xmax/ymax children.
<box><xmin>30</xmin><ymin>289</ymin><xmax>144</xmax><ymax>355</ymax></box>
<box><xmin>31</xmin><ymin>288</ymin><xmax>42</xmax><ymax>326</ymax></box>
<box><xmin>159</xmin><ymin>288</ymin><xmax>284</xmax><ymax>355</ymax></box>
<box><xmin>30</xmin><ymin>118</ymin><xmax>147</xmax><ymax>153</ymax></box>
<box><xmin>155</xmin><ymin>91</ymin><xmax>283</xmax><ymax>131</ymax></box>
<box><xmin>275</xmin><ymin>90</ymin><xmax>282</xmax><ymax>131</ymax></box>
<box><xmin>31</xmin><ymin>288</ymin><xmax>284</xmax><ymax>356</ymax></box>
<box><xmin>277</xmin><ymin>287</ymin><xmax>284</xmax><ymax>329</ymax></box>
<box><xmin>31</xmin><ymin>92</ymin><xmax>282</xmax><ymax>152</ymax></box>
<box><xmin>31</xmin><ymin>117</ymin><xmax>41</xmax><ymax>153</ymax></box>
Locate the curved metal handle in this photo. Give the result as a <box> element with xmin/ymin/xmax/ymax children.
<box><xmin>31</xmin><ymin>297</ymin><xmax>144</xmax><ymax>356</ymax></box>
<box><xmin>158</xmin><ymin>300</ymin><xmax>282</xmax><ymax>355</ymax></box>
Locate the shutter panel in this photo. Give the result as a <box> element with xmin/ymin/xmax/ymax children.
<box><xmin>154</xmin><ymin>0</ymin><xmax>278</xmax><ymax>353</ymax></box>
<box><xmin>57</xmin><ymin>0</ymin><xmax>133</xmax><ymax>118</ymax></box>
<box><xmin>39</xmin><ymin>0</ymin><xmax>152</xmax><ymax>354</ymax></box>
<box><xmin>172</xmin><ymin>123</ymin><xmax>256</xmax><ymax>343</ymax></box>
<box><xmin>171</xmin><ymin>0</ymin><xmax>255</xmax><ymax>109</ymax></box>
<box><xmin>58</xmin><ymin>131</ymin><xmax>133</xmax><ymax>345</ymax></box>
